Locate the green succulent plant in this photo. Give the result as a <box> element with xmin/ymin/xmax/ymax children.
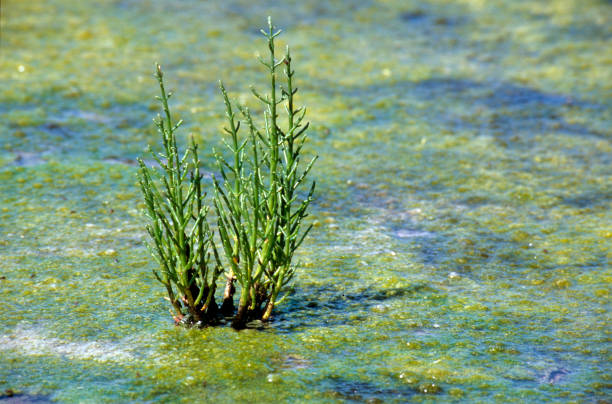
<box><xmin>138</xmin><ymin>18</ymin><xmax>316</xmax><ymax>329</ymax></box>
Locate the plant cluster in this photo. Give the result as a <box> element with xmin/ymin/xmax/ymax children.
<box><xmin>138</xmin><ymin>18</ymin><xmax>316</xmax><ymax>329</ymax></box>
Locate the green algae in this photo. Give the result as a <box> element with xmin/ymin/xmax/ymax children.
<box><xmin>1</xmin><ymin>0</ymin><xmax>611</xmax><ymax>402</ymax></box>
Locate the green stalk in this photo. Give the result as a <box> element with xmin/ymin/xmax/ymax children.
<box><xmin>138</xmin><ymin>63</ymin><xmax>221</xmax><ymax>327</ymax></box>
<box><xmin>141</xmin><ymin>18</ymin><xmax>316</xmax><ymax>329</ymax></box>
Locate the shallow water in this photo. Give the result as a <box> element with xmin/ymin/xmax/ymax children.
<box><xmin>1</xmin><ymin>0</ymin><xmax>610</xmax><ymax>402</ymax></box>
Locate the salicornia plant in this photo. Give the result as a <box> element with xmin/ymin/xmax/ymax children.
<box><xmin>138</xmin><ymin>65</ymin><xmax>222</xmax><ymax>326</ymax></box>
<box><xmin>138</xmin><ymin>18</ymin><xmax>316</xmax><ymax>329</ymax></box>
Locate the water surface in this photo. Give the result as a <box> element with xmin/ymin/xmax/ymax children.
<box><xmin>1</xmin><ymin>0</ymin><xmax>610</xmax><ymax>402</ymax></box>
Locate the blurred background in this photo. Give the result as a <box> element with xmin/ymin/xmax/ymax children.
<box><xmin>0</xmin><ymin>0</ymin><xmax>610</xmax><ymax>402</ymax></box>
